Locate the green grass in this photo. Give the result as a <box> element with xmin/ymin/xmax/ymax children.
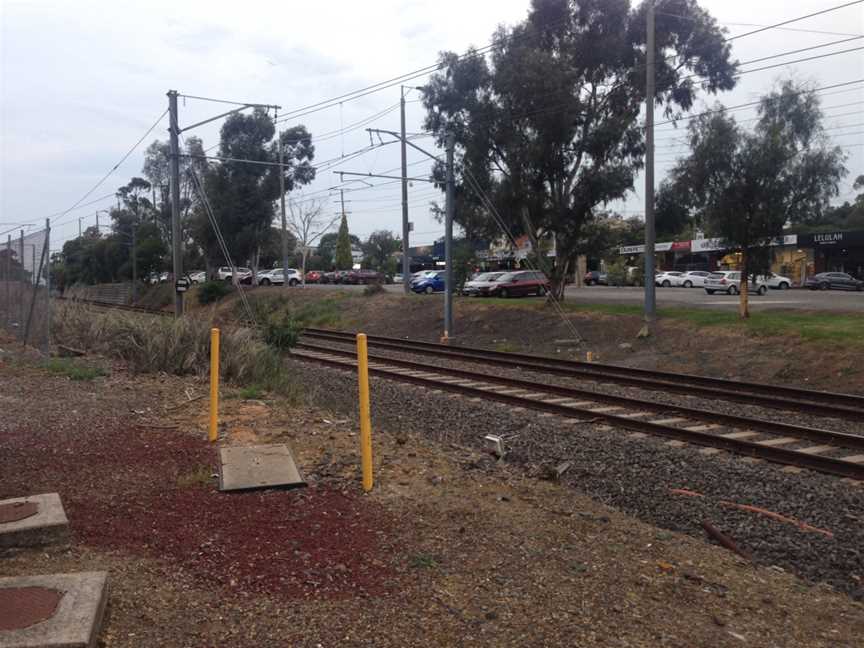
<box><xmin>230</xmin><ymin>385</ymin><xmax>264</xmax><ymax>400</ymax></box>
<box><xmin>408</xmin><ymin>553</ymin><xmax>439</xmax><ymax>569</ymax></box>
<box><xmin>468</xmin><ymin>298</ymin><xmax>864</xmax><ymax>347</ymax></box>
<box><xmin>177</xmin><ymin>465</ymin><xmax>214</xmax><ymax>489</ymax></box>
<box><xmin>42</xmin><ymin>358</ymin><xmax>107</xmax><ymax>381</ymax></box>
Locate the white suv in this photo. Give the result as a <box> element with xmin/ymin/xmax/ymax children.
<box><xmin>704</xmin><ymin>271</ymin><xmax>768</xmax><ymax>295</ymax></box>
<box><xmin>217</xmin><ymin>266</ymin><xmax>251</xmax><ymax>281</ymax></box>
<box><xmin>257</xmin><ymin>268</ymin><xmax>300</xmax><ymax>286</ymax></box>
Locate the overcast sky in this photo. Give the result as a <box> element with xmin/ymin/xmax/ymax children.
<box><xmin>1</xmin><ymin>0</ymin><xmax>862</xmax><ymax>255</ymax></box>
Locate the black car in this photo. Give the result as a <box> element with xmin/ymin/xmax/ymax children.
<box><xmin>804</xmin><ymin>272</ymin><xmax>863</xmax><ymax>291</ymax></box>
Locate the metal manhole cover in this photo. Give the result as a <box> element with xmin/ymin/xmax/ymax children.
<box><xmin>0</xmin><ymin>586</ymin><xmax>63</xmax><ymax>631</ymax></box>
<box><xmin>0</xmin><ymin>501</ymin><xmax>38</xmax><ymax>524</ymax></box>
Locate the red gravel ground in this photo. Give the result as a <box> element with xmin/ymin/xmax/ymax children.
<box><xmin>1</xmin><ymin>420</ymin><xmax>393</xmax><ymax>599</ymax></box>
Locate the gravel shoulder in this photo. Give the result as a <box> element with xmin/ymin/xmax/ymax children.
<box><xmin>2</xmin><ymin>341</ymin><xmax>862</xmax><ymax>646</ymax></box>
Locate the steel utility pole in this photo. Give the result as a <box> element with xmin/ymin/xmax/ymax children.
<box><xmin>644</xmin><ymin>0</ymin><xmax>657</xmax><ymax>325</ymax></box>
<box><xmin>18</xmin><ymin>229</ymin><xmax>24</xmax><ymax>338</ymax></box>
<box><xmin>168</xmin><ymin>90</ymin><xmax>183</xmax><ymax>316</ymax></box>
<box><xmin>278</xmin><ymin>128</ymin><xmax>290</xmax><ymax>288</ymax></box>
<box><xmin>95</xmin><ymin>211</ymin><xmax>100</xmax><ymax>231</ymax></box>
<box><xmin>444</xmin><ymin>132</ymin><xmax>455</xmax><ymax>341</ymax></box>
<box><xmin>400</xmin><ymin>86</ymin><xmax>410</xmax><ymax>293</ymax></box>
<box><xmin>78</xmin><ymin>218</ymin><xmax>82</xmax><ymax>238</ymax></box>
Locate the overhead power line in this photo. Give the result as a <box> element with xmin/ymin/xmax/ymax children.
<box><xmin>51</xmin><ymin>110</ymin><xmax>168</xmax><ymax>229</ymax></box>
<box><xmin>725</xmin><ymin>0</ymin><xmax>863</xmax><ymax>41</ymax></box>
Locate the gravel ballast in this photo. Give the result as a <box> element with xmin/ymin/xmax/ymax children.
<box><xmin>289</xmin><ymin>355</ymin><xmax>864</xmax><ymax>599</ymax></box>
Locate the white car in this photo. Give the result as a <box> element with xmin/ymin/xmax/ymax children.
<box><xmin>704</xmin><ymin>271</ymin><xmax>768</xmax><ymax>295</ymax></box>
<box><xmin>680</xmin><ymin>271</ymin><xmax>711</xmax><ymax>288</ymax></box>
<box><xmin>257</xmin><ymin>268</ymin><xmax>300</xmax><ymax>286</ymax></box>
<box><xmin>765</xmin><ymin>273</ymin><xmax>792</xmax><ymax>290</ymax></box>
<box><xmin>655</xmin><ymin>271</ymin><xmax>686</xmax><ymax>287</ymax></box>
<box><xmin>463</xmin><ymin>271</ymin><xmax>506</xmax><ymax>296</ymax></box>
<box><xmin>217</xmin><ymin>266</ymin><xmax>252</xmax><ymax>281</ymax></box>
<box><xmin>189</xmin><ymin>271</ymin><xmax>206</xmax><ymax>284</ymax></box>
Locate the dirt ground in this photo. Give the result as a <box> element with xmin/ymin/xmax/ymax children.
<box><xmin>2</xmin><ymin>337</ymin><xmax>863</xmax><ymax>647</ymax></box>
<box><xmin>210</xmin><ymin>288</ymin><xmax>864</xmax><ymax>395</ymax></box>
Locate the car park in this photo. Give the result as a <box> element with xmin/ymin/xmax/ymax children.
<box><xmin>584</xmin><ymin>270</ymin><xmax>607</xmax><ymax>286</ymax></box>
<box><xmin>485</xmin><ymin>270</ymin><xmax>549</xmax><ymax>298</ymax></box>
<box><xmin>411</xmin><ymin>270</ymin><xmax>445</xmax><ymax>294</ymax></box>
<box><xmin>704</xmin><ymin>271</ymin><xmax>768</xmax><ymax>295</ymax></box>
<box><xmin>655</xmin><ymin>271</ymin><xmax>686</xmax><ymax>287</ymax></box>
<box><xmin>680</xmin><ymin>271</ymin><xmax>710</xmax><ymax>288</ymax></box>
<box><xmin>804</xmin><ymin>272</ymin><xmax>863</xmax><ymax>291</ymax></box>
<box><xmin>463</xmin><ymin>271</ymin><xmax>506</xmax><ymax>296</ymax></box>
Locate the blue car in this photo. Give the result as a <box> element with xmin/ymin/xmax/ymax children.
<box><xmin>411</xmin><ymin>271</ymin><xmax>445</xmax><ymax>294</ymax></box>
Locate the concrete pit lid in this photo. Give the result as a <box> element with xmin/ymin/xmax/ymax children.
<box><xmin>0</xmin><ymin>494</ymin><xmax>69</xmax><ymax>549</ymax></box>
<box><xmin>218</xmin><ymin>444</ymin><xmax>306</xmax><ymax>492</ymax></box>
<box><xmin>0</xmin><ymin>572</ymin><xmax>108</xmax><ymax>648</ymax></box>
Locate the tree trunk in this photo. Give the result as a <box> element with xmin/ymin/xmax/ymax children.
<box><xmin>738</xmin><ymin>247</ymin><xmax>750</xmax><ymax>319</ymax></box>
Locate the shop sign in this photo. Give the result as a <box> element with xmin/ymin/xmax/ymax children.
<box><xmin>619</xmin><ymin>241</ymin><xmax>675</xmax><ymax>255</ymax></box>
<box><xmin>691</xmin><ymin>237</ymin><xmax>725</xmax><ymax>252</ymax></box>
<box><xmin>799</xmin><ymin>230</ymin><xmax>864</xmax><ymax>247</ymax></box>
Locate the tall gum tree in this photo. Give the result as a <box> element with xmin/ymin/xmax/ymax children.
<box><xmin>422</xmin><ymin>0</ymin><xmax>737</xmax><ymax>299</ymax></box>
<box><xmin>657</xmin><ymin>80</ymin><xmax>847</xmax><ymax>317</ymax></box>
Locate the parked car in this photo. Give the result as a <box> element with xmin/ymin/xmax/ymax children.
<box><xmin>655</xmin><ymin>271</ymin><xmax>687</xmax><ymax>287</ymax></box>
<box><xmin>304</xmin><ymin>270</ymin><xmax>322</xmax><ymax>284</ymax></box>
<box><xmin>345</xmin><ymin>269</ymin><xmax>384</xmax><ymax>285</ymax></box>
<box><xmin>188</xmin><ymin>271</ymin><xmax>206</xmax><ymax>284</ymax></box>
<box><xmin>804</xmin><ymin>272</ymin><xmax>863</xmax><ymax>291</ymax></box>
<box><xmin>410</xmin><ymin>270</ymin><xmax>438</xmax><ymax>285</ymax></box>
<box><xmin>320</xmin><ymin>271</ymin><xmax>337</xmax><ymax>284</ymax></box>
<box><xmin>680</xmin><ymin>271</ymin><xmax>711</xmax><ymax>288</ymax></box>
<box><xmin>584</xmin><ymin>270</ymin><xmax>607</xmax><ymax>286</ymax></box>
<box><xmin>704</xmin><ymin>271</ymin><xmax>768</xmax><ymax>295</ymax></box>
<box><xmin>393</xmin><ymin>273</ymin><xmax>404</xmax><ymax>284</ymax></box>
<box><xmin>486</xmin><ymin>270</ymin><xmax>549</xmax><ymax>298</ymax></box>
<box><xmin>765</xmin><ymin>273</ymin><xmax>792</xmax><ymax>290</ymax></box>
<box><xmin>411</xmin><ymin>271</ymin><xmax>446</xmax><ymax>294</ymax></box>
<box><xmin>463</xmin><ymin>271</ymin><xmax>506</xmax><ymax>296</ymax></box>
<box><xmin>217</xmin><ymin>266</ymin><xmax>252</xmax><ymax>281</ymax></box>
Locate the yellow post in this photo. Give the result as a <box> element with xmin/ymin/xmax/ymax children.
<box><xmin>586</xmin><ymin>351</ymin><xmax>594</xmax><ymax>363</ymax></box>
<box><xmin>209</xmin><ymin>327</ymin><xmax>220</xmax><ymax>443</ymax></box>
<box><xmin>356</xmin><ymin>333</ymin><xmax>374</xmax><ymax>492</ymax></box>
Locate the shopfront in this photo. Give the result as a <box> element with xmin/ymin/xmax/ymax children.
<box><xmin>797</xmin><ymin>230</ymin><xmax>864</xmax><ymax>279</ymax></box>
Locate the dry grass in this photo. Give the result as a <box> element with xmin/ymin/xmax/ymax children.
<box><xmin>53</xmin><ymin>302</ymin><xmax>296</xmax><ymax>394</ymax></box>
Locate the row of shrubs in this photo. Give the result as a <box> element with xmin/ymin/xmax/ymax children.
<box><xmin>53</xmin><ymin>302</ymin><xmax>298</xmax><ymax>394</ymax></box>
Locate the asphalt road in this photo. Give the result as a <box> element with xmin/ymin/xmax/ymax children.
<box><xmin>299</xmin><ymin>282</ymin><xmax>864</xmax><ymax>312</ymax></box>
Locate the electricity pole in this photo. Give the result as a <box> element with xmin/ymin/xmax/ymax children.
<box><xmin>278</xmin><ymin>129</ymin><xmax>290</xmax><ymax>288</ymax></box>
<box><xmin>400</xmin><ymin>86</ymin><xmax>410</xmax><ymax>293</ymax></box>
<box><xmin>95</xmin><ymin>211</ymin><xmax>100</xmax><ymax>232</ymax></box>
<box><xmin>168</xmin><ymin>90</ymin><xmax>183</xmax><ymax>316</ymax></box>
<box><xmin>444</xmin><ymin>132</ymin><xmax>455</xmax><ymax>341</ymax></box>
<box><xmin>131</xmin><ymin>225</ymin><xmax>138</xmax><ymax>303</ymax></box>
<box><xmin>644</xmin><ymin>0</ymin><xmax>657</xmax><ymax>326</ymax></box>
<box><xmin>78</xmin><ymin>218</ymin><xmax>82</xmax><ymax>238</ymax></box>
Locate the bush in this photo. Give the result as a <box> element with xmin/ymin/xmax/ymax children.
<box><xmin>198</xmin><ymin>280</ymin><xmax>234</xmax><ymax>305</ymax></box>
<box><xmin>53</xmin><ymin>302</ymin><xmax>298</xmax><ymax>398</ymax></box>
<box><xmin>262</xmin><ymin>311</ymin><xmax>301</xmax><ymax>351</ymax></box>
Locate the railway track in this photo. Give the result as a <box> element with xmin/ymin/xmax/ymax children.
<box><xmin>302</xmin><ymin>328</ymin><xmax>864</xmax><ymax>421</ymax></box>
<box><xmin>293</xmin><ymin>331</ymin><xmax>864</xmax><ymax>481</ymax></box>
<box><xmin>54</xmin><ymin>296</ymin><xmax>171</xmax><ymax>316</ymax></box>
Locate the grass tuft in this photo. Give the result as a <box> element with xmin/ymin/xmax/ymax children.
<box><xmin>42</xmin><ymin>358</ymin><xmax>107</xmax><ymax>381</ymax></box>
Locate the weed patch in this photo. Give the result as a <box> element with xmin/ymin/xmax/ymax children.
<box><xmin>42</xmin><ymin>358</ymin><xmax>107</xmax><ymax>381</ymax></box>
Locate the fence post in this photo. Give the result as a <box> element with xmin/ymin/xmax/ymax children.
<box><xmin>18</xmin><ymin>230</ymin><xmax>24</xmax><ymax>340</ymax></box>
<box><xmin>357</xmin><ymin>333</ymin><xmax>374</xmax><ymax>492</ymax></box>
<box><xmin>45</xmin><ymin>219</ymin><xmax>51</xmax><ymax>346</ymax></box>
<box><xmin>209</xmin><ymin>328</ymin><xmax>220</xmax><ymax>442</ymax></box>
<box><xmin>4</xmin><ymin>235</ymin><xmax>10</xmax><ymax>330</ymax></box>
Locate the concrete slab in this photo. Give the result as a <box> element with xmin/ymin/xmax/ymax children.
<box><xmin>0</xmin><ymin>494</ymin><xmax>68</xmax><ymax>549</ymax></box>
<box><xmin>218</xmin><ymin>444</ymin><xmax>306</xmax><ymax>492</ymax></box>
<box><xmin>0</xmin><ymin>572</ymin><xmax>108</xmax><ymax>648</ymax></box>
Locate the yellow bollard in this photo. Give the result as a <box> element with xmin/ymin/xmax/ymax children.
<box><xmin>356</xmin><ymin>333</ymin><xmax>374</xmax><ymax>492</ymax></box>
<box><xmin>586</xmin><ymin>351</ymin><xmax>594</xmax><ymax>363</ymax></box>
<box><xmin>209</xmin><ymin>328</ymin><xmax>220</xmax><ymax>443</ymax></box>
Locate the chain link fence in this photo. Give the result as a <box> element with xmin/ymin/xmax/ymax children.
<box><xmin>1</xmin><ymin>224</ymin><xmax>51</xmax><ymax>350</ymax></box>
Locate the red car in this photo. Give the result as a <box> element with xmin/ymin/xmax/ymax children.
<box><xmin>485</xmin><ymin>270</ymin><xmax>549</xmax><ymax>298</ymax></box>
<box><xmin>305</xmin><ymin>270</ymin><xmax>322</xmax><ymax>283</ymax></box>
<box><xmin>345</xmin><ymin>269</ymin><xmax>384</xmax><ymax>285</ymax></box>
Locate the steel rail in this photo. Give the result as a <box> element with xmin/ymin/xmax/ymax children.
<box><xmin>54</xmin><ymin>296</ymin><xmax>171</xmax><ymax>316</ymax></box>
<box><xmin>302</xmin><ymin>328</ymin><xmax>864</xmax><ymax>420</ymax></box>
<box><xmin>295</xmin><ymin>341</ymin><xmax>864</xmax><ymax>452</ymax></box>
<box><xmin>291</xmin><ymin>347</ymin><xmax>864</xmax><ymax>481</ymax></box>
